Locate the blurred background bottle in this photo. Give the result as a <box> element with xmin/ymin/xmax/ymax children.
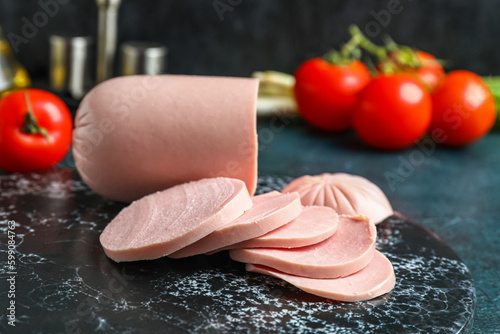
<box><xmin>0</xmin><ymin>26</ymin><xmax>31</xmax><ymax>98</ymax></box>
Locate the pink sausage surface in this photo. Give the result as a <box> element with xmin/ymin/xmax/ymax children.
<box><xmin>222</xmin><ymin>206</ymin><xmax>339</xmax><ymax>250</ymax></box>
<box><xmin>73</xmin><ymin>75</ymin><xmax>258</xmax><ymax>202</ymax></box>
<box><xmin>100</xmin><ymin>177</ymin><xmax>252</xmax><ymax>262</ymax></box>
<box><xmin>247</xmin><ymin>250</ymin><xmax>395</xmax><ymax>302</ymax></box>
<box><xmin>169</xmin><ymin>191</ymin><xmax>302</xmax><ymax>258</ymax></box>
<box><xmin>281</xmin><ymin>173</ymin><xmax>393</xmax><ymax>224</ymax></box>
<box><xmin>230</xmin><ymin>215</ymin><xmax>376</xmax><ymax>279</ymax></box>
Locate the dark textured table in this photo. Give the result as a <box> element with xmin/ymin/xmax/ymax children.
<box><xmin>0</xmin><ymin>171</ymin><xmax>476</xmax><ymax>333</ymax></box>
<box><xmin>0</xmin><ymin>115</ymin><xmax>497</xmax><ymax>333</ymax></box>
<box><xmin>256</xmin><ymin>116</ymin><xmax>500</xmax><ymax>333</ymax></box>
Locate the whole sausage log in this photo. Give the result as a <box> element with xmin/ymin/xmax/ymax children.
<box><xmin>73</xmin><ymin>75</ymin><xmax>259</xmax><ymax>202</ymax></box>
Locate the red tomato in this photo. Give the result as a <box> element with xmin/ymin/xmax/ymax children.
<box><xmin>381</xmin><ymin>50</ymin><xmax>445</xmax><ymax>91</ymax></box>
<box><xmin>353</xmin><ymin>73</ymin><xmax>432</xmax><ymax>150</ymax></box>
<box><xmin>0</xmin><ymin>89</ymin><xmax>73</xmax><ymax>172</ymax></box>
<box><xmin>429</xmin><ymin>70</ymin><xmax>497</xmax><ymax>146</ymax></box>
<box><xmin>294</xmin><ymin>58</ymin><xmax>371</xmax><ymax>131</ymax></box>
<box><xmin>410</xmin><ymin>51</ymin><xmax>445</xmax><ymax>91</ymax></box>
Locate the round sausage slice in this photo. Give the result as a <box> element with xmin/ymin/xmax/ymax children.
<box><xmin>230</xmin><ymin>215</ymin><xmax>376</xmax><ymax>278</ymax></box>
<box><xmin>169</xmin><ymin>191</ymin><xmax>302</xmax><ymax>258</ymax></box>
<box><xmin>100</xmin><ymin>177</ymin><xmax>252</xmax><ymax>262</ymax></box>
<box><xmin>218</xmin><ymin>206</ymin><xmax>339</xmax><ymax>251</ymax></box>
<box><xmin>246</xmin><ymin>250</ymin><xmax>395</xmax><ymax>302</ymax></box>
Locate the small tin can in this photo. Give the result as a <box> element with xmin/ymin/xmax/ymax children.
<box><xmin>50</xmin><ymin>34</ymin><xmax>93</xmax><ymax>99</ymax></box>
<box><xmin>120</xmin><ymin>41</ymin><xmax>167</xmax><ymax>76</ymax></box>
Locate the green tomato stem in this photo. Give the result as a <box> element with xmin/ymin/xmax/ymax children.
<box><xmin>339</xmin><ymin>35</ymin><xmax>361</xmax><ymax>59</ymax></box>
<box><xmin>348</xmin><ymin>25</ymin><xmax>388</xmax><ymax>60</ymax></box>
<box><xmin>21</xmin><ymin>90</ymin><xmax>50</xmax><ymax>141</ymax></box>
<box><xmin>324</xmin><ymin>27</ymin><xmax>364</xmax><ymax>65</ymax></box>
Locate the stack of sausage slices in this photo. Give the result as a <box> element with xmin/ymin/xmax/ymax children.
<box><xmin>100</xmin><ymin>176</ymin><xmax>395</xmax><ymax>302</ymax></box>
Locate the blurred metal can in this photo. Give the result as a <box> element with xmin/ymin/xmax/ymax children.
<box><xmin>120</xmin><ymin>41</ymin><xmax>167</xmax><ymax>76</ymax></box>
<box><xmin>50</xmin><ymin>34</ymin><xmax>93</xmax><ymax>99</ymax></box>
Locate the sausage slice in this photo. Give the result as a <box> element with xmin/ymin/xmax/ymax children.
<box><xmin>100</xmin><ymin>177</ymin><xmax>252</xmax><ymax>262</ymax></box>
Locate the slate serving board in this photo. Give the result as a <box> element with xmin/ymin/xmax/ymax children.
<box><xmin>0</xmin><ymin>169</ymin><xmax>475</xmax><ymax>334</ymax></box>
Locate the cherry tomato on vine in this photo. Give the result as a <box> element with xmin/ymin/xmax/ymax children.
<box><xmin>380</xmin><ymin>50</ymin><xmax>445</xmax><ymax>91</ymax></box>
<box><xmin>408</xmin><ymin>51</ymin><xmax>445</xmax><ymax>91</ymax></box>
<box><xmin>0</xmin><ymin>89</ymin><xmax>73</xmax><ymax>172</ymax></box>
<box><xmin>294</xmin><ymin>58</ymin><xmax>371</xmax><ymax>131</ymax></box>
<box><xmin>353</xmin><ymin>73</ymin><xmax>432</xmax><ymax>150</ymax></box>
<box><xmin>429</xmin><ymin>70</ymin><xmax>497</xmax><ymax>146</ymax></box>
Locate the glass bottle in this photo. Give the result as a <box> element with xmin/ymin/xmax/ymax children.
<box><xmin>0</xmin><ymin>26</ymin><xmax>31</xmax><ymax>98</ymax></box>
